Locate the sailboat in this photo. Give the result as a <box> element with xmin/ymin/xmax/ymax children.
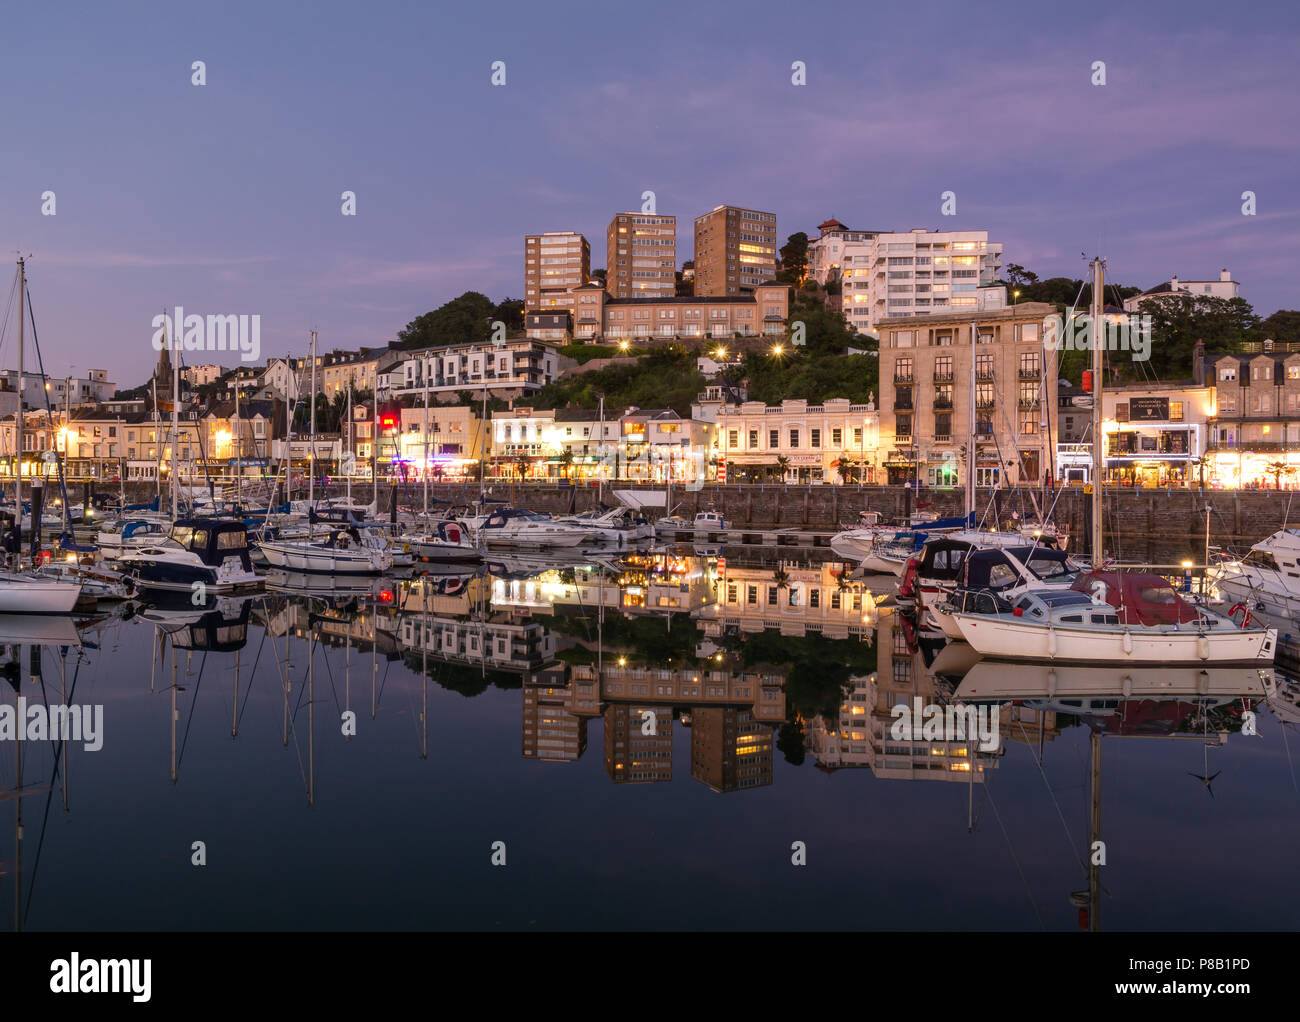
<box><xmin>256</xmin><ymin>332</ymin><xmax>393</xmax><ymax>575</ymax></box>
<box><xmin>0</xmin><ymin>258</ymin><xmax>83</xmax><ymax>613</ymax></box>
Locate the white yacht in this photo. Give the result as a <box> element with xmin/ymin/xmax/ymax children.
<box><xmin>476</xmin><ymin>508</ymin><xmax>596</xmax><ymax>548</ymax></box>
<box><xmin>927</xmin><ymin>545</ymin><xmax>1079</xmax><ymax>638</ymax></box>
<box><xmin>0</xmin><ymin>571</ymin><xmax>84</xmax><ymax>614</ymax></box>
<box><xmin>258</xmin><ymin>524</ymin><xmax>393</xmax><ymax>575</ymax></box>
<box><xmin>407</xmin><ymin>519</ymin><xmax>482</xmax><ymax>563</ymax></box>
<box><xmin>1208</xmin><ymin>529</ymin><xmax>1300</xmax><ymax>626</ymax></box>
<box><xmin>949</xmin><ymin>571</ymin><xmax>1276</xmax><ymax>666</ymax></box>
<box><xmin>96</xmin><ymin>516</ymin><xmax>172</xmax><ymax>558</ymax></box>
<box><xmin>555</xmin><ymin>506</ymin><xmax>653</xmax><ymax>546</ymax></box>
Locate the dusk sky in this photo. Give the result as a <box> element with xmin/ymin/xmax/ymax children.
<box><xmin>2</xmin><ymin>0</ymin><xmax>1297</xmax><ymax>386</ymax></box>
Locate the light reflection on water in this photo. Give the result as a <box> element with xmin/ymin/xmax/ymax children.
<box><xmin>1</xmin><ymin>549</ymin><xmax>1297</xmax><ymax>932</ymax></box>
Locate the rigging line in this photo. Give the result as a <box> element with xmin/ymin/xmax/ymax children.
<box><xmin>175</xmin><ymin>651</ymin><xmax>208</xmax><ymax>771</ymax></box>
<box><xmin>23</xmin><ymin>648</ymin><xmax>83</xmax><ymax>926</ymax></box>
<box><xmin>236</xmin><ymin>619</ymin><xmax>271</xmax><ymax>731</ymax></box>
<box><xmin>981</xmin><ymin>781</ymin><xmax>1047</xmax><ymax>931</ymax></box>
<box><xmin>23</xmin><ymin>285</ymin><xmax>75</xmax><ymax>519</ymax></box>
<box><xmin>1013</xmin><ymin>716</ymin><xmax>1086</xmax><ymax>871</ymax></box>
<box><xmin>0</xmin><ymin>270</ymin><xmax>17</xmax><ymax>356</ymax></box>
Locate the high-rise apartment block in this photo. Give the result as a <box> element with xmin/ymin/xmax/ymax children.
<box><xmin>840</xmin><ymin>228</ymin><xmax>1004</xmax><ymax>336</ymax></box>
<box><xmin>524</xmin><ymin>232</ymin><xmax>590</xmax><ymax>313</ymax></box>
<box><xmin>606</xmin><ymin>213</ymin><xmax>676</xmax><ymax>299</ymax></box>
<box><xmin>693</xmin><ymin>205</ymin><xmax>777</xmax><ymax>296</ymax></box>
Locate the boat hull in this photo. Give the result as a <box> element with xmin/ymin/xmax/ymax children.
<box><xmin>258</xmin><ymin>540</ymin><xmax>391</xmax><ymax>575</ymax></box>
<box><xmin>951</xmin><ymin>613</ymin><xmax>1276</xmax><ymax>665</ymax></box>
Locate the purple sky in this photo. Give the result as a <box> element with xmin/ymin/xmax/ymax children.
<box><xmin>2</xmin><ymin>0</ymin><xmax>1297</xmax><ymax>388</ymax></box>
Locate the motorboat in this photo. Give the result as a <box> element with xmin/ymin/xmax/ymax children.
<box><xmin>1207</xmin><ymin>529</ymin><xmax>1300</xmax><ymax>626</ymax></box>
<box><xmin>257</xmin><ymin>523</ymin><xmax>393</xmax><ymax>575</ymax></box>
<box><xmin>911</xmin><ymin>542</ymin><xmax>1079</xmax><ymax>631</ymax></box>
<box><xmin>408</xmin><ymin>519</ymin><xmax>482</xmax><ymax>563</ymax></box>
<box><xmin>96</xmin><ymin>516</ymin><xmax>172</xmax><ymax>558</ymax></box>
<box><xmin>555</xmin><ymin>506</ymin><xmax>653</xmax><ymax>547</ymax></box>
<box><xmin>119</xmin><ymin>518</ymin><xmax>263</xmax><ymax>594</ymax></box>
<box><xmin>476</xmin><ymin>507</ymin><xmax>595</xmax><ymax>548</ymax></box>
<box><xmin>949</xmin><ymin>570</ymin><xmax>1276</xmax><ymax>665</ymax></box>
<box><xmin>655</xmin><ymin>510</ymin><xmax>728</xmax><ymax>537</ymax></box>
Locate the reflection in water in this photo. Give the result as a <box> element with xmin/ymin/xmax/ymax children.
<box><xmin>0</xmin><ymin>551</ymin><xmax>1296</xmax><ymax>931</ymax></box>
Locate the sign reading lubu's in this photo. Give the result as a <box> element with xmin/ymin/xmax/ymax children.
<box><xmin>1128</xmin><ymin>397</ymin><xmax>1169</xmax><ymax>421</ymax></box>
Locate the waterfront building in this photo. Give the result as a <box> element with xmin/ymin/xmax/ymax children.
<box><xmin>1202</xmin><ymin>339</ymin><xmax>1300</xmax><ymax>488</ymax></box>
<box><xmin>693</xmin><ymin>205</ymin><xmax>777</xmax><ymax>296</ymax></box>
<box><xmin>1100</xmin><ymin>381</ymin><xmax>1212</xmax><ymax>488</ymax></box>
<box><xmin>877</xmin><ymin>303</ymin><xmax>1058</xmax><ymax>488</ymax></box>
<box><xmin>393</xmin><ymin>404</ymin><xmax>486</xmax><ymax>481</ymax></box>
<box><xmin>710</xmin><ymin>397</ymin><xmax>880</xmax><ymax>484</ymax></box>
<box><xmin>840</xmin><ymin>228</ymin><xmax>1004</xmax><ymax>337</ymax></box>
<box><xmin>606</xmin><ymin>213</ymin><xmax>677</xmax><ymax>299</ymax></box>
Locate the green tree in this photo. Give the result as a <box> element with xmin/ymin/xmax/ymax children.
<box><xmin>1136</xmin><ymin>294</ymin><xmax>1262</xmax><ymax>378</ymax></box>
<box><xmin>398</xmin><ymin>291</ymin><xmax>496</xmax><ymax>350</ymax></box>
<box><xmin>777</xmin><ymin>232</ymin><xmax>809</xmax><ymax>286</ymax></box>
<box><xmin>492</xmin><ymin>298</ymin><xmax>525</xmax><ymax>335</ymax></box>
<box><xmin>1261</xmin><ymin>309</ymin><xmax>1300</xmax><ymax>340</ymax></box>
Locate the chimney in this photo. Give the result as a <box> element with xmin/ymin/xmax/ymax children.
<box><xmin>1192</xmin><ymin>339</ymin><xmax>1206</xmax><ymax>386</ymax></box>
<box><xmin>1170</xmin><ymin>275</ymin><xmax>1179</xmax><ymax>289</ymax></box>
<box><xmin>1220</xmin><ymin>268</ymin><xmax>1231</xmax><ymax>282</ymax></box>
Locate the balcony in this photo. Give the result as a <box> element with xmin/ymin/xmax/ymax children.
<box><xmin>933</xmin><ymin>397</ymin><xmax>953</xmax><ymax>410</ymax></box>
<box><xmin>976</xmin><ymin>398</ymin><xmax>996</xmax><ymax>411</ymax></box>
<box><xmin>976</xmin><ymin>367</ymin><xmax>995</xmax><ymax>380</ymax></box>
<box><xmin>933</xmin><ymin>370</ymin><xmax>954</xmax><ymax>382</ymax></box>
<box><xmin>893</xmin><ymin>371</ymin><xmax>914</xmax><ymax>383</ymax></box>
<box><xmin>1018</xmin><ymin>396</ymin><xmax>1040</xmax><ymax>409</ymax></box>
<box><xmin>1019</xmin><ymin>367</ymin><xmax>1040</xmax><ymax>380</ymax></box>
<box><xmin>893</xmin><ymin>400</ymin><xmax>914</xmax><ymax>412</ymax></box>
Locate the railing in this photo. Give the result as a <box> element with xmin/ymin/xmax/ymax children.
<box><xmin>893</xmin><ymin>373</ymin><xmax>913</xmax><ymax>383</ymax></box>
<box><xmin>933</xmin><ymin>397</ymin><xmax>953</xmax><ymax>410</ymax></box>
<box><xmin>976</xmin><ymin>368</ymin><xmax>995</xmax><ymax>380</ymax></box>
<box><xmin>1018</xmin><ymin>397</ymin><xmax>1040</xmax><ymax>409</ymax></box>
<box><xmin>1018</xmin><ymin>368</ymin><xmax>1040</xmax><ymax>380</ymax></box>
<box><xmin>893</xmin><ymin>401</ymin><xmax>914</xmax><ymax>411</ymax></box>
<box><xmin>933</xmin><ymin>370</ymin><xmax>954</xmax><ymax>382</ymax></box>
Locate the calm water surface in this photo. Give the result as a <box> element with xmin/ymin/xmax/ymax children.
<box><xmin>2</xmin><ymin>551</ymin><xmax>1297</xmax><ymax>931</ymax></box>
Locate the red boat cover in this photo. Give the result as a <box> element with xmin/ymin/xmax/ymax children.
<box><xmin>1068</xmin><ymin>571</ymin><xmax>1201</xmax><ymax>626</ymax></box>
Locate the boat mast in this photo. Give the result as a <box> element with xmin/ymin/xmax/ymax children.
<box><xmin>308</xmin><ymin>330</ymin><xmax>317</xmax><ymax>512</ymax></box>
<box><xmin>15</xmin><ymin>257</ymin><xmax>24</xmax><ymax>549</ymax></box>
<box><xmin>1089</xmin><ymin>257</ymin><xmax>1105</xmax><ymax>567</ymax></box>
<box><xmin>346</xmin><ymin>385</ymin><xmax>353</xmax><ymax>506</ymax></box>
<box><xmin>966</xmin><ymin>319</ymin><xmax>976</xmax><ymax>523</ymax></box>
<box><xmin>171</xmin><ymin>330</ymin><xmax>180</xmax><ymax>523</ymax></box>
<box><xmin>423</xmin><ymin>361</ymin><xmax>430</xmax><ymax>516</ymax></box>
<box><xmin>598</xmin><ymin>393</ymin><xmax>605</xmax><ymax>505</ymax></box>
<box><xmin>235</xmin><ymin>380</ymin><xmax>243</xmax><ymax>508</ymax></box>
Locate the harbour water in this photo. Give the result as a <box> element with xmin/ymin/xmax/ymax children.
<box><xmin>3</xmin><ymin>552</ymin><xmax>1297</xmax><ymax>931</ymax></box>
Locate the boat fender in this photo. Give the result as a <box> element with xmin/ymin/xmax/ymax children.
<box><xmin>1121</xmin><ymin>675</ymin><xmax>1132</xmax><ymax>699</ymax></box>
<box><xmin>1046</xmin><ymin>669</ymin><xmax>1057</xmax><ymax>698</ymax></box>
<box><xmin>1122</xmin><ymin>629</ymin><xmax>1133</xmax><ymax>655</ymax></box>
<box><xmin>1197</xmin><ymin>635</ymin><xmax>1210</xmax><ymax>661</ymax></box>
<box><xmin>1047</xmin><ymin>626</ymin><xmax>1057</xmax><ymax>658</ymax></box>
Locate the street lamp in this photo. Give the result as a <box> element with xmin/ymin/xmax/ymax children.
<box><xmin>771</xmin><ymin>344</ymin><xmax>784</xmax><ymax>357</ymax></box>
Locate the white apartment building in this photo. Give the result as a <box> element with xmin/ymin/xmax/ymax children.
<box><xmin>0</xmin><ymin>368</ymin><xmax>115</xmax><ymax>408</ymax></box>
<box><xmin>1123</xmin><ymin>269</ymin><xmax>1240</xmax><ymax>313</ymax></box>
<box><xmin>383</xmin><ymin>339</ymin><xmax>559</xmax><ymax>402</ymax></box>
<box><xmin>840</xmin><ymin>228</ymin><xmax>1004</xmax><ymax>336</ymax></box>
<box><xmin>807</xmin><ymin>219</ymin><xmax>880</xmax><ymax>285</ymax></box>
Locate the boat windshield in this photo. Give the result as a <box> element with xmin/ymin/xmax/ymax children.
<box><xmin>1037</xmin><ymin>591</ymin><xmax>1095</xmax><ymax>608</ymax></box>
<box><xmin>1026</xmin><ymin>554</ymin><xmax>1071</xmax><ymax>579</ymax></box>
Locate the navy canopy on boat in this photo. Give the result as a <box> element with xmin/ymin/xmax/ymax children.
<box><xmin>169</xmin><ymin>518</ymin><xmax>253</xmax><ymax>571</ymax></box>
